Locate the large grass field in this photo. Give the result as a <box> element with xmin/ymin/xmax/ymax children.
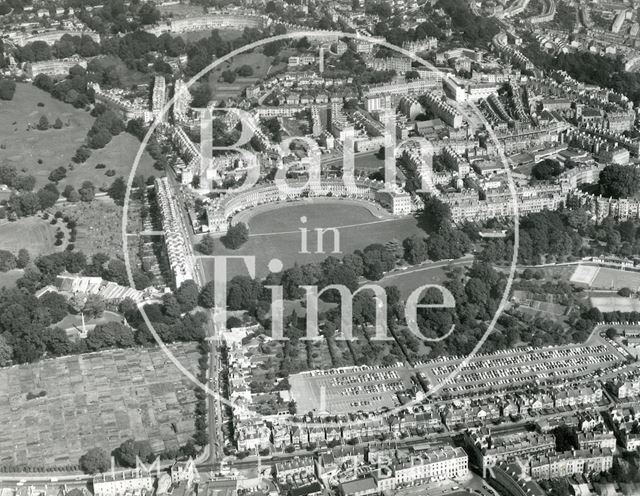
<box><xmin>0</xmin><ymin>343</ymin><xmax>200</xmax><ymax>468</ymax></box>
<box><xmin>200</xmin><ymin>201</ymin><xmax>422</xmax><ymax>279</ymax></box>
<box><xmin>590</xmin><ymin>296</ymin><xmax>640</xmax><ymax>313</ymax></box>
<box><xmin>0</xmin><ymin>83</ymin><xmax>93</xmax><ymax>188</ymax></box>
<box><xmin>0</xmin><ymin>216</ymin><xmax>66</xmax><ymax>257</ymax></box>
<box><xmin>592</xmin><ymin>267</ymin><xmax>640</xmax><ymax>291</ymax></box>
<box><xmin>0</xmin><ymin>83</ymin><xmax>158</xmax><ymax>189</ymax></box>
<box><xmin>570</xmin><ymin>265</ymin><xmax>640</xmax><ymax>291</ymax></box>
<box><xmin>80</xmin><ymin>133</ymin><xmax>158</xmax><ymax>191</ymax></box>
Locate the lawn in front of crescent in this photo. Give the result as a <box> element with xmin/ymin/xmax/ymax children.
<box><xmin>201</xmin><ymin>200</ymin><xmax>424</xmax><ymax>279</ymax></box>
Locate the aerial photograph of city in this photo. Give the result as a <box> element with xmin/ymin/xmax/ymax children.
<box><xmin>8</xmin><ymin>0</ymin><xmax>640</xmax><ymax>495</ymax></box>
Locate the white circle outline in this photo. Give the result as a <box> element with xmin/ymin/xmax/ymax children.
<box><xmin>122</xmin><ymin>30</ymin><xmax>520</xmax><ymax>432</ymax></box>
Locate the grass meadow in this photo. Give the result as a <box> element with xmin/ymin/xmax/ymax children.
<box><xmin>0</xmin><ymin>83</ymin><xmax>157</xmax><ymax>190</ymax></box>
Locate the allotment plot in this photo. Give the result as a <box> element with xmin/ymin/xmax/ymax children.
<box><xmin>0</xmin><ymin>343</ymin><xmax>200</xmax><ymax>468</ymax></box>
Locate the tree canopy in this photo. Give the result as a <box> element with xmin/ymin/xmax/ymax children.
<box><xmin>599</xmin><ymin>164</ymin><xmax>640</xmax><ymax>199</ymax></box>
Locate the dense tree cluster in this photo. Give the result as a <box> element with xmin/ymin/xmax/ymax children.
<box><xmin>107</xmin><ymin>176</ymin><xmax>127</xmax><ymax>205</ymax></box>
<box><xmin>262</xmin><ymin>118</ymin><xmax>283</xmax><ymax>142</ymax></box>
<box><xmin>0</xmin><ymin>250</ymin><xmax>17</xmax><ymax>272</ymax></box>
<box><xmin>73</xmin><ymin>0</ymin><xmax>162</xmax><ymax>35</ymax></box>
<box><xmin>33</xmin><ymin>65</ymin><xmax>91</xmax><ymax>109</ymax></box>
<box><xmin>7</xmin><ymin>191</ymin><xmax>41</xmax><ymax>218</ymax></box>
<box><xmin>0</xmin><ymin>287</ymin><xmax>76</xmax><ymax>364</ymax></box>
<box><xmin>122</xmin><ymin>297</ymin><xmax>207</xmax><ymax>346</ymax></box>
<box><xmin>0</xmin><ymin>176</ymin><xmax>60</xmax><ymax>219</ymax></box>
<box><xmin>13</xmin><ymin>250</ymin><xmax>153</xmax><ymax>295</ymax></box>
<box><xmin>439</xmin><ymin>0</ymin><xmax>500</xmax><ymax>46</ymax></box>
<box><xmin>583</xmin><ymin>215</ymin><xmax>640</xmax><ymax>259</ymax></box>
<box><xmin>477</xmin><ymin>199</ymin><xmax>640</xmax><ymax>264</ymax></box>
<box><xmin>478</xmin><ymin>210</ymin><xmax>582</xmax><ymax>265</ymax></box>
<box><xmin>0</xmin><ymin>163</ymin><xmax>35</xmax><ymax>192</ymax></box>
<box><xmin>37</xmin><ymin>183</ymin><xmax>60</xmax><ymax>210</ymax></box>
<box><xmin>372</xmin><ymin>0</ymin><xmax>498</xmax><ymax>49</ymax></box>
<box><xmin>79</xmin><ymin>447</ymin><xmax>110</xmax><ymax>474</ymax></box>
<box><xmin>112</xmin><ymin>439</ymin><xmax>154</xmax><ymax>467</ymax></box>
<box><xmin>86</xmin><ymin>322</ymin><xmax>134</xmax><ymax>351</ymax></box>
<box><xmin>0</xmin><ymin>78</ymin><xmax>16</xmax><ymax>100</ymax></box>
<box><xmin>532</xmin><ymin>159</ymin><xmax>563</xmax><ymax>180</ymax></box>
<box><xmin>521</xmin><ymin>39</ymin><xmax>640</xmax><ymax>104</ymax></box>
<box><xmin>0</xmin><ymin>262</ymin><xmax>204</xmax><ymax>367</ymax></box>
<box><xmin>221</xmin><ymin>222</ymin><xmax>249</xmax><ymax>250</ymax></box>
<box><xmin>185</xmin><ymin>28</ymin><xmax>267</xmax><ymax>77</ymax></box>
<box><xmin>327</xmin><ymin>48</ymin><xmax>396</xmax><ymax>85</ymax></box>
<box><xmin>87</xmin><ymin>105</ymin><xmax>125</xmax><ymax>149</ymax></box>
<box><xmin>197</xmin><ymin>234</ymin><xmax>216</xmax><ymax>255</ymax></box>
<box><xmin>598</xmin><ymin>164</ymin><xmax>640</xmax><ymax>199</ymax></box>
<box><xmin>16</xmin><ymin>34</ymin><xmax>100</xmax><ymax>63</ymax></box>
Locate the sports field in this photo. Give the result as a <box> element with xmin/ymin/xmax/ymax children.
<box><xmin>200</xmin><ymin>200</ymin><xmax>423</xmax><ymax>279</ymax></box>
<box><xmin>571</xmin><ymin>265</ymin><xmax>640</xmax><ymax>291</ymax></box>
<box><xmin>0</xmin><ymin>216</ymin><xmax>65</xmax><ymax>256</ymax></box>
<box><xmin>0</xmin><ymin>343</ymin><xmax>200</xmax><ymax>468</ymax></box>
<box><xmin>0</xmin><ymin>83</ymin><xmax>157</xmax><ymax>189</ymax></box>
<box><xmin>570</xmin><ymin>265</ymin><xmax>640</xmax><ymax>291</ymax></box>
<box><xmin>570</xmin><ymin>264</ymin><xmax>599</xmax><ymax>286</ymax></box>
<box><xmin>592</xmin><ymin>267</ymin><xmax>640</xmax><ymax>291</ymax></box>
<box><xmin>590</xmin><ymin>296</ymin><xmax>640</xmax><ymax>313</ymax></box>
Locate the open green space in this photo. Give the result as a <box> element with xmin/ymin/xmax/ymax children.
<box><xmin>0</xmin><ymin>83</ymin><xmax>93</xmax><ymax>188</ymax></box>
<box><xmin>53</xmin><ymin>310</ymin><xmax>124</xmax><ymax>331</ymax></box>
<box><xmin>592</xmin><ymin>267</ymin><xmax>640</xmax><ymax>291</ymax></box>
<box><xmin>80</xmin><ymin>132</ymin><xmax>158</xmax><ymax>191</ymax></box>
<box><xmin>92</xmin><ymin>55</ymin><xmax>153</xmax><ymax>88</ymax></box>
<box><xmin>0</xmin><ymin>83</ymin><xmax>157</xmax><ymax>190</ymax></box>
<box><xmin>0</xmin><ymin>216</ymin><xmax>66</xmax><ymax>257</ymax></box>
<box><xmin>0</xmin><ymin>268</ymin><xmax>23</xmax><ymax>289</ymax></box>
<box><xmin>201</xmin><ymin>201</ymin><xmax>422</xmax><ymax>279</ymax></box>
<box><xmin>380</xmin><ymin>265</ymin><xmax>449</xmax><ymax>299</ymax></box>
<box><xmin>208</xmin><ymin>51</ymin><xmax>274</xmax><ymax>100</ymax></box>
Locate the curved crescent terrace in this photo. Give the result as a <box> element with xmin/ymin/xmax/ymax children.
<box><xmin>205</xmin><ymin>177</ymin><xmax>415</xmax><ymax>233</ymax></box>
